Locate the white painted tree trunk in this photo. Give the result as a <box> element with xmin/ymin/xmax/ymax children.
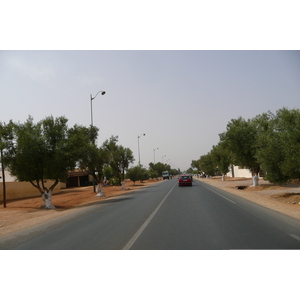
<box><xmin>222</xmin><ymin>174</ymin><xmax>226</xmax><ymax>181</ymax></box>
<box><xmin>121</xmin><ymin>181</ymin><xmax>126</xmax><ymax>190</ymax></box>
<box><xmin>42</xmin><ymin>190</ymin><xmax>56</xmax><ymax>209</ymax></box>
<box><xmin>252</xmin><ymin>175</ymin><xmax>259</xmax><ymax>186</ymax></box>
<box><xmin>96</xmin><ymin>184</ymin><xmax>106</xmax><ymax>197</ymax></box>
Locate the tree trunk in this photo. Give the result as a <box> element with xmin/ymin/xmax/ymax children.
<box><xmin>252</xmin><ymin>174</ymin><xmax>259</xmax><ymax>186</ymax></box>
<box><xmin>42</xmin><ymin>190</ymin><xmax>56</xmax><ymax>209</ymax></box>
<box><xmin>96</xmin><ymin>184</ymin><xmax>105</xmax><ymax>197</ymax></box>
<box><xmin>121</xmin><ymin>181</ymin><xmax>126</xmax><ymax>190</ymax></box>
<box><xmin>230</xmin><ymin>164</ymin><xmax>235</xmax><ymax>178</ymax></box>
<box><xmin>222</xmin><ymin>174</ymin><xmax>226</xmax><ymax>181</ymax></box>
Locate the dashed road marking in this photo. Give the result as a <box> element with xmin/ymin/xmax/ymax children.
<box><xmin>123</xmin><ymin>183</ymin><xmax>177</xmax><ymax>250</ymax></box>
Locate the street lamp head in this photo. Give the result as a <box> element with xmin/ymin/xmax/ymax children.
<box><xmin>91</xmin><ymin>90</ymin><xmax>106</xmax><ymax>100</ymax></box>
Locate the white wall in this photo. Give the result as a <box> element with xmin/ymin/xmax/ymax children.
<box><xmin>226</xmin><ymin>165</ymin><xmax>252</xmax><ymax>178</ymax></box>
<box><xmin>0</xmin><ymin>169</ymin><xmax>17</xmax><ymax>182</ymax></box>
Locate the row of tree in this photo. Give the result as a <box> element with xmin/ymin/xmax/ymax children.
<box><xmin>126</xmin><ymin>162</ymin><xmax>179</xmax><ymax>185</ymax></box>
<box><xmin>0</xmin><ymin>116</ymin><xmax>135</xmax><ymax>208</ymax></box>
<box><xmin>191</xmin><ymin>107</ymin><xmax>300</xmax><ymax>186</ymax></box>
<box><xmin>0</xmin><ymin>115</ymin><xmax>180</xmax><ymax>208</ymax></box>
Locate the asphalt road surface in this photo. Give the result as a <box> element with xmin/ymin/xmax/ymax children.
<box><xmin>1</xmin><ymin>179</ymin><xmax>300</xmax><ymax>250</ymax></box>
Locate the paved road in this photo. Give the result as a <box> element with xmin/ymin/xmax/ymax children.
<box><xmin>1</xmin><ymin>179</ymin><xmax>300</xmax><ymax>250</ymax></box>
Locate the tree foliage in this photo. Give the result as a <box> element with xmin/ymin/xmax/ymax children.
<box><xmin>210</xmin><ymin>142</ymin><xmax>231</xmax><ymax>176</ymax></box>
<box><xmin>126</xmin><ymin>165</ymin><xmax>149</xmax><ymax>185</ymax></box>
<box><xmin>199</xmin><ymin>153</ymin><xmax>215</xmax><ymax>176</ymax></box>
<box><xmin>255</xmin><ymin>108</ymin><xmax>300</xmax><ymax>183</ymax></box>
<box><xmin>193</xmin><ymin>107</ymin><xmax>300</xmax><ymax>185</ymax></box>
<box><xmin>191</xmin><ymin>159</ymin><xmax>201</xmax><ymax>173</ymax></box>
<box><xmin>2</xmin><ymin>115</ymin><xmax>137</xmax><ymax>207</ymax></box>
<box><xmin>219</xmin><ymin>117</ymin><xmax>260</xmax><ymax>176</ymax></box>
<box><xmin>0</xmin><ymin>121</ymin><xmax>14</xmax><ymax>164</ymax></box>
<box><xmin>5</xmin><ymin>116</ymin><xmax>94</xmax><ymax>208</ymax></box>
<box><xmin>148</xmin><ymin>168</ymin><xmax>159</xmax><ymax>179</ymax></box>
<box><xmin>149</xmin><ymin>162</ymin><xmax>170</xmax><ymax>176</ymax></box>
<box><xmin>79</xmin><ymin>143</ymin><xmax>110</xmax><ymax>184</ymax></box>
<box><xmin>102</xmin><ymin>135</ymin><xmax>134</xmax><ymax>185</ymax></box>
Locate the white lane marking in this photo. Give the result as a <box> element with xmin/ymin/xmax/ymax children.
<box><xmin>123</xmin><ymin>183</ymin><xmax>177</xmax><ymax>250</ymax></box>
<box><xmin>201</xmin><ymin>184</ymin><xmax>236</xmax><ymax>204</ymax></box>
<box><xmin>289</xmin><ymin>234</ymin><xmax>300</xmax><ymax>242</ymax></box>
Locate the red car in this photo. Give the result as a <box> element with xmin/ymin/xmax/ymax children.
<box><xmin>178</xmin><ymin>174</ymin><xmax>192</xmax><ymax>186</ymax></box>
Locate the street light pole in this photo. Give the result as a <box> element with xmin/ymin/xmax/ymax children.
<box><xmin>90</xmin><ymin>90</ymin><xmax>106</xmax><ymax>193</ymax></box>
<box><xmin>162</xmin><ymin>155</ymin><xmax>166</xmax><ymax>164</ymax></box>
<box><xmin>153</xmin><ymin>148</ymin><xmax>159</xmax><ymax>164</ymax></box>
<box><xmin>90</xmin><ymin>90</ymin><xmax>106</xmax><ymax>126</ymax></box>
<box><xmin>138</xmin><ymin>133</ymin><xmax>146</xmax><ymax>166</ymax></box>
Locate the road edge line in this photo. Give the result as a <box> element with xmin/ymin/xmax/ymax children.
<box><xmin>201</xmin><ymin>183</ymin><xmax>236</xmax><ymax>204</ymax></box>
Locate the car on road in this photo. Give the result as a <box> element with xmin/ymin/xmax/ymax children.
<box><xmin>178</xmin><ymin>174</ymin><xmax>192</xmax><ymax>186</ymax></box>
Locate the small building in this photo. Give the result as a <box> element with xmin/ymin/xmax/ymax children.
<box><xmin>66</xmin><ymin>170</ymin><xmax>91</xmax><ymax>188</ymax></box>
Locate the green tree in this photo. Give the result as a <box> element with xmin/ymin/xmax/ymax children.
<box><xmin>103</xmin><ymin>136</ymin><xmax>134</xmax><ymax>185</ymax></box>
<box><xmin>219</xmin><ymin>117</ymin><xmax>261</xmax><ymax>185</ymax></box>
<box><xmin>148</xmin><ymin>168</ymin><xmax>159</xmax><ymax>180</ymax></box>
<box><xmin>79</xmin><ymin>144</ymin><xmax>110</xmax><ymax>186</ymax></box>
<box><xmin>169</xmin><ymin>168</ymin><xmax>180</xmax><ymax>176</ymax></box>
<box><xmin>0</xmin><ymin>121</ymin><xmax>14</xmax><ymax>208</ymax></box>
<box><xmin>255</xmin><ymin>108</ymin><xmax>300</xmax><ymax>184</ymax></box>
<box><xmin>191</xmin><ymin>159</ymin><xmax>201</xmax><ymax>173</ymax></box>
<box><xmin>103</xmin><ymin>136</ymin><xmax>121</xmax><ymax>185</ymax></box>
<box><xmin>210</xmin><ymin>142</ymin><xmax>231</xmax><ymax>180</ymax></box>
<box><xmin>126</xmin><ymin>165</ymin><xmax>148</xmax><ymax>185</ymax></box>
<box><xmin>199</xmin><ymin>152</ymin><xmax>215</xmax><ymax>176</ymax></box>
<box><xmin>118</xmin><ymin>146</ymin><xmax>134</xmax><ymax>181</ymax></box>
<box><xmin>149</xmin><ymin>162</ymin><xmax>170</xmax><ymax>177</ymax></box>
<box><xmin>186</xmin><ymin>167</ymin><xmax>194</xmax><ymax>174</ymax></box>
<box><xmin>276</xmin><ymin>108</ymin><xmax>300</xmax><ymax>181</ymax></box>
<box><xmin>5</xmin><ymin>116</ymin><xmax>92</xmax><ymax>209</ymax></box>
<box><xmin>103</xmin><ymin>165</ymin><xmax>114</xmax><ymax>182</ymax></box>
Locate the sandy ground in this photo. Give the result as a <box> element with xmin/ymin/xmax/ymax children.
<box><xmin>1</xmin><ymin>177</ymin><xmax>300</xmax><ymax>237</ymax></box>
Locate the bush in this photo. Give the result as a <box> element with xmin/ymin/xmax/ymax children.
<box><xmin>126</xmin><ymin>166</ymin><xmax>148</xmax><ymax>185</ymax></box>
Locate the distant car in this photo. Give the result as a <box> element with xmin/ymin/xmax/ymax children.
<box><xmin>178</xmin><ymin>174</ymin><xmax>192</xmax><ymax>186</ymax></box>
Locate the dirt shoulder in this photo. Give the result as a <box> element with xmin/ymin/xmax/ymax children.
<box><xmin>0</xmin><ymin>179</ymin><xmax>161</xmax><ymax>237</ymax></box>
<box><xmin>1</xmin><ymin>177</ymin><xmax>300</xmax><ymax>237</ymax></box>
<box><xmin>194</xmin><ymin>177</ymin><xmax>300</xmax><ymax>220</ymax></box>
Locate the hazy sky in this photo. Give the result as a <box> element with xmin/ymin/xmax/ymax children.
<box><xmin>1</xmin><ymin>50</ymin><xmax>299</xmax><ymax>171</ymax></box>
